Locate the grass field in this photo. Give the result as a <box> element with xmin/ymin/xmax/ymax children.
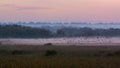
<box><xmin>0</xmin><ymin>45</ymin><xmax>120</xmax><ymax>68</ymax></box>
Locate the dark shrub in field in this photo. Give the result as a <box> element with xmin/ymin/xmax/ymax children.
<box><xmin>44</xmin><ymin>43</ymin><xmax>53</xmax><ymax>46</ymax></box>
<box><xmin>106</xmin><ymin>52</ymin><xmax>114</xmax><ymax>57</ymax></box>
<box><xmin>105</xmin><ymin>51</ymin><xmax>120</xmax><ymax>57</ymax></box>
<box><xmin>11</xmin><ymin>50</ymin><xmax>33</xmax><ymax>55</ymax></box>
<box><xmin>44</xmin><ymin>50</ymin><xmax>57</xmax><ymax>56</ymax></box>
<box><xmin>114</xmin><ymin>51</ymin><xmax>120</xmax><ymax>56</ymax></box>
<box><xmin>12</xmin><ymin>50</ymin><xmax>24</xmax><ymax>55</ymax></box>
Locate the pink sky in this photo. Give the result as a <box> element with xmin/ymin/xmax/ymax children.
<box><xmin>0</xmin><ymin>0</ymin><xmax>120</xmax><ymax>23</ymax></box>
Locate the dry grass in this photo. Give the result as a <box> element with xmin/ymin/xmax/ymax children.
<box><xmin>0</xmin><ymin>56</ymin><xmax>120</xmax><ymax>68</ymax></box>
<box><xmin>0</xmin><ymin>45</ymin><xmax>120</xmax><ymax>68</ymax></box>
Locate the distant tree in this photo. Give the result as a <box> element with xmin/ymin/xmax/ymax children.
<box><xmin>0</xmin><ymin>25</ymin><xmax>53</xmax><ymax>38</ymax></box>
<box><xmin>1</xmin><ymin>24</ymin><xmax>120</xmax><ymax>38</ymax></box>
<box><xmin>56</xmin><ymin>29</ymin><xmax>65</xmax><ymax>37</ymax></box>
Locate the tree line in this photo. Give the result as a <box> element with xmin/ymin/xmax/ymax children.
<box><xmin>0</xmin><ymin>25</ymin><xmax>120</xmax><ymax>38</ymax></box>
<box><xmin>0</xmin><ymin>25</ymin><xmax>52</xmax><ymax>38</ymax></box>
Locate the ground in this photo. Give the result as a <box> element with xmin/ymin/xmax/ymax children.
<box><xmin>0</xmin><ymin>44</ymin><xmax>120</xmax><ymax>68</ymax></box>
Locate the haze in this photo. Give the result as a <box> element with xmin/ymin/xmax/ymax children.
<box><xmin>0</xmin><ymin>0</ymin><xmax>120</xmax><ymax>23</ymax></box>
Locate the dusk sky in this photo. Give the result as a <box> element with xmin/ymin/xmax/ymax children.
<box><xmin>0</xmin><ymin>0</ymin><xmax>120</xmax><ymax>23</ymax></box>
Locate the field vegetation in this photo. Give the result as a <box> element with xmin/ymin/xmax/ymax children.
<box><xmin>0</xmin><ymin>45</ymin><xmax>120</xmax><ymax>68</ymax></box>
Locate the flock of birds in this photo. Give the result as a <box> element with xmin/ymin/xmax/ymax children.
<box><xmin>0</xmin><ymin>37</ymin><xmax>120</xmax><ymax>45</ymax></box>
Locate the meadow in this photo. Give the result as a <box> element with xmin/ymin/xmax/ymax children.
<box><xmin>0</xmin><ymin>45</ymin><xmax>120</xmax><ymax>68</ymax></box>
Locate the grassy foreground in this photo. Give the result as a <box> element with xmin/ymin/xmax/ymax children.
<box><xmin>0</xmin><ymin>45</ymin><xmax>120</xmax><ymax>68</ymax></box>
<box><xmin>0</xmin><ymin>56</ymin><xmax>120</xmax><ymax>68</ymax></box>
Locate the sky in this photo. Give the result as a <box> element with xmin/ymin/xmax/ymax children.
<box><xmin>0</xmin><ymin>0</ymin><xmax>120</xmax><ymax>23</ymax></box>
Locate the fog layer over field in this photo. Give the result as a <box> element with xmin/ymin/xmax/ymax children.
<box><xmin>0</xmin><ymin>37</ymin><xmax>120</xmax><ymax>46</ymax></box>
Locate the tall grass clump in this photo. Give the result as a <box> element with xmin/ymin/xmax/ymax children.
<box><xmin>44</xmin><ymin>50</ymin><xmax>57</xmax><ymax>56</ymax></box>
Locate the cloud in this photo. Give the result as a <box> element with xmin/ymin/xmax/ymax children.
<box><xmin>17</xmin><ymin>7</ymin><xmax>50</xmax><ymax>10</ymax></box>
<box><xmin>1</xmin><ymin>4</ymin><xmax>51</xmax><ymax>10</ymax></box>
<box><xmin>1</xmin><ymin>4</ymin><xmax>15</xmax><ymax>7</ymax></box>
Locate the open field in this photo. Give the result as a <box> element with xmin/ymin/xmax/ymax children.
<box><xmin>1</xmin><ymin>45</ymin><xmax>120</xmax><ymax>56</ymax></box>
<box><xmin>0</xmin><ymin>56</ymin><xmax>120</xmax><ymax>68</ymax></box>
<box><xmin>0</xmin><ymin>45</ymin><xmax>120</xmax><ymax>68</ymax></box>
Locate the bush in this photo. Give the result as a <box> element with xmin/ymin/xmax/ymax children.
<box><xmin>12</xmin><ymin>50</ymin><xmax>24</xmax><ymax>55</ymax></box>
<box><xmin>106</xmin><ymin>53</ymin><xmax>114</xmax><ymax>57</ymax></box>
<box><xmin>114</xmin><ymin>51</ymin><xmax>120</xmax><ymax>56</ymax></box>
<box><xmin>44</xmin><ymin>50</ymin><xmax>57</xmax><ymax>56</ymax></box>
<box><xmin>44</xmin><ymin>43</ymin><xmax>53</xmax><ymax>46</ymax></box>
